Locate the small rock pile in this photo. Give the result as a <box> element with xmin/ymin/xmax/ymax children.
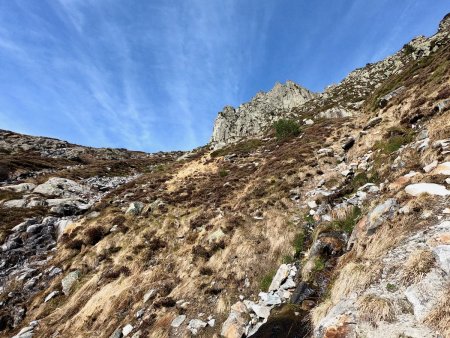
<box><xmin>221</xmin><ymin>264</ymin><xmax>297</xmax><ymax>337</ymax></box>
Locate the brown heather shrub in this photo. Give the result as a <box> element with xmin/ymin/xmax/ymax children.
<box><xmin>84</xmin><ymin>225</ymin><xmax>106</xmax><ymax>246</ymax></box>
<box><xmin>224</xmin><ymin>214</ymin><xmax>245</xmax><ymax>232</ymax></box>
<box><xmin>410</xmin><ymin>97</ymin><xmax>427</xmax><ymax>109</ymax></box>
<box><xmin>148</xmin><ymin>238</ymin><xmax>167</xmax><ymax>252</ymax></box>
<box><xmin>0</xmin><ymin>164</ymin><xmax>9</xmax><ymax>181</ymax></box>
<box><xmin>192</xmin><ymin>245</ymin><xmax>211</xmax><ymax>259</ymax></box>
<box><xmin>199</xmin><ymin>266</ymin><xmax>214</xmax><ymax>275</ymax></box>
<box><xmin>210</xmin><ymin>240</ymin><xmax>226</xmax><ymax>253</ymax></box>
<box><xmin>153</xmin><ymin>297</ymin><xmax>176</xmax><ymax>308</ymax></box>
<box><xmin>111</xmin><ymin>215</ymin><xmax>126</xmax><ymax>226</ymax></box>
<box><xmin>436</xmin><ymin>86</ymin><xmax>450</xmax><ymax>100</ymax></box>
<box><xmin>102</xmin><ymin>266</ymin><xmax>131</xmax><ymax>280</ymax></box>
<box><xmin>190</xmin><ymin>212</ymin><xmax>213</xmax><ymax>229</ymax></box>
<box><xmin>65</xmin><ymin>238</ymin><xmax>84</xmax><ymax>251</ymax></box>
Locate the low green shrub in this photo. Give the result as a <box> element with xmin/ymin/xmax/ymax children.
<box><xmin>403</xmin><ymin>43</ymin><xmax>415</xmax><ymax>55</ymax></box>
<box><xmin>273</xmin><ymin>119</ymin><xmax>301</xmax><ymax>140</ymax></box>
<box><xmin>374</xmin><ymin>128</ymin><xmax>414</xmax><ymax>154</ymax></box>
<box><xmin>313</xmin><ymin>257</ymin><xmax>326</xmax><ymax>272</ymax></box>
<box><xmin>218</xmin><ymin>169</ymin><xmax>229</xmax><ymax>177</ymax></box>
<box><xmin>293</xmin><ymin>231</ymin><xmax>306</xmax><ymax>258</ymax></box>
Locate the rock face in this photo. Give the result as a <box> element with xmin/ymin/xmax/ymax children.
<box><xmin>210</xmin><ymin>81</ymin><xmax>315</xmax><ymax>148</ymax></box>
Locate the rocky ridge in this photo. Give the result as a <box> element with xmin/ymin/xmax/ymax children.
<box><xmin>211</xmin><ymin>13</ymin><xmax>450</xmax><ymax>148</ymax></box>
<box><xmin>210</xmin><ymin>81</ymin><xmax>315</xmax><ymax>148</ymax></box>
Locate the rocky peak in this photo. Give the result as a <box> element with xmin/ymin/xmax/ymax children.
<box><xmin>210</xmin><ymin>81</ymin><xmax>315</xmax><ymax>148</ymax></box>
<box><xmin>439</xmin><ymin>13</ymin><xmax>450</xmax><ymax>32</ymax></box>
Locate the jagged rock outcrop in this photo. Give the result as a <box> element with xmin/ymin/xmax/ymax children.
<box><xmin>210</xmin><ymin>81</ymin><xmax>315</xmax><ymax>148</ymax></box>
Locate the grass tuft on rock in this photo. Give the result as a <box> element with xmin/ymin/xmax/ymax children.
<box><xmin>260</xmin><ymin>270</ymin><xmax>276</xmax><ymax>292</ymax></box>
<box><xmin>358</xmin><ymin>294</ymin><xmax>396</xmax><ymax>325</ymax></box>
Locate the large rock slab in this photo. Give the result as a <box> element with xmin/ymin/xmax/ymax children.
<box><xmin>268</xmin><ymin>264</ymin><xmax>290</xmax><ymax>291</ymax></box>
<box><xmin>405</xmin><ymin>183</ymin><xmax>450</xmax><ymax>196</ymax></box>
<box><xmin>432</xmin><ymin>162</ymin><xmax>450</xmax><ymax>175</ymax></box>
<box><xmin>0</xmin><ymin>183</ymin><xmax>36</xmax><ymax>193</ymax></box>
<box><xmin>34</xmin><ymin>177</ymin><xmax>87</xmax><ymax>198</ymax></box>
<box><xmin>405</xmin><ymin>269</ymin><xmax>448</xmax><ymax>321</ymax></box>
<box><xmin>221</xmin><ymin>302</ymin><xmax>248</xmax><ymax>338</ymax></box>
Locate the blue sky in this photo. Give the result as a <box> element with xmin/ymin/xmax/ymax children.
<box><xmin>0</xmin><ymin>1</ymin><xmax>449</xmax><ymax>152</ymax></box>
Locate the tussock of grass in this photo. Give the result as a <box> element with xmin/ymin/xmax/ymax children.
<box><xmin>358</xmin><ymin>294</ymin><xmax>396</xmax><ymax>325</ymax></box>
<box><xmin>424</xmin><ymin>289</ymin><xmax>450</xmax><ymax>337</ymax></box>
<box><xmin>330</xmin><ymin>262</ymin><xmax>381</xmax><ymax>303</ymax></box>
<box><xmin>260</xmin><ymin>270</ymin><xmax>276</xmax><ymax>292</ymax></box>
<box><xmin>293</xmin><ymin>231</ymin><xmax>306</xmax><ymax>257</ymax></box>
<box><xmin>401</xmin><ymin>249</ymin><xmax>435</xmax><ymax>285</ymax></box>
<box><xmin>330</xmin><ymin>206</ymin><xmax>361</xmax><ymax>234</ymax></box>
<box><xmin>310</xmin><ymin>299</ymin><xmax>333</xmax><ymax>327</ymax></box>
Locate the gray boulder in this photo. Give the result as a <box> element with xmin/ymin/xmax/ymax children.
<box><xmin>363</xmin><ymin>117</ymin><xmax>382</xmax><ymax>130</ymax></box>
<box><xmin>61</xmin><ymin>271</ymin><xmax>80</xmax><ymax>295</ymax></box>
<box><xmin>171</xmin><ymin>315</ymin><xmax>186</xmax><ymax>328</ymax></box>
<box><xmin>34</xmin><ymin>177</ymin><xmax>87</xmax><ymax>198</ymax></box>
<box><xmin>378</xmin><ymin>86</ymin><xmax>405</xmax><ymax>108</ymax></box>
<box><xmin>125</xmin><ymin>202</ymin><xmax>144</xmax><ymax>216</ymax></box>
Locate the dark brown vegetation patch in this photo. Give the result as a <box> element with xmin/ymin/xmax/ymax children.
<box><xmin>101</xmin><ymin>266</ymin><xmax>131</xmax><ymax>280</ymax></box>
<box><xmin>83</xmin><ymin>225</ymin><xmax>107</xmax><ymax>246</ymax></box>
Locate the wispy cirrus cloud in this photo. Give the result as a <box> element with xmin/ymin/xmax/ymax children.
<box><xmin>0</xmin><ymin>0</ymin><xmax>274</xmax><ymax>151</ymax></box>
<box><xmin>0</xmin><ymin>0</ymin><xmax>448</xmax><ymax>151</ymax></box>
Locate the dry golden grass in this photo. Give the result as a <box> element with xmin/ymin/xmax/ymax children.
<box><xmin>151</xmin><ymin>313</ymin><xmax>173</xmax><ymax>337</ymax></box>
<box><xmin>357</xmin><ymin>294</ymin><xmax>396</xmax><ymax>325</ymax></box>
<box><xmin>329</xmin><ymin>204</ymin><xmax>355</xmax><ymax>223</ymax></box>
<box><xmin>330</xmin><ymin>262</ymin><xmax>381</xmax><ymax>303</ymax></box>
<box><xmin>408</xmin><ymin>193</ymin><xmax>436</xmax><ymax>211</ymax></box>
<box><xmin>400</xmin><ymin>249</ymin><xmax>435</xmax><ymax>286</ymax></box>
<box><xmin>428</xmin><ymin>110</ymin><xmax>450</xmax><ymax>140</ymax></box>
<box><xmin>354</xmin><ymin>221</ymin><xmax>404</xmax><ymax>260</ymax></box>
<box><xmin>310</xmin><ymin>261</ymin><xmax>382</xmax><ymax>326</ymax></box>
<box><xmin>424</xmin><ymin>289</ymin><xmax>450</xmax><ymax>337</ymax></box>
<box><xmin>310</xmin><ymin>298</ymin><xmax>333</xmax><ymax>327</ymax></box>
